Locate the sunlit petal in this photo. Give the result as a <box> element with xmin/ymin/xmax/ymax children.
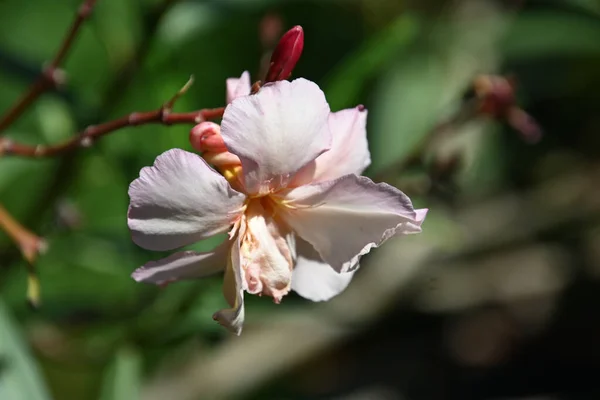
<box><xmin>220</xmin><ymin>78</ymin><xmax>331</xmax><ymax>194</ymax></box>
<box><xmin>293</xmin><ymin>106</ymin><xmax>370</xmax><ymax>185</ymax></box>
<box><xmin>226</xmin><ymin>71</ymin><xmax>251</xmax><ymax>104</ymax></box>
<box><xmin>278</xmin><ymin>174</ymin><xmax>427</xmax><ymax>272</ymax></box>
<box><xmin>128</xmin><ymin>149</ymin><xmax>246</xmax><ymax>251</ymax></box>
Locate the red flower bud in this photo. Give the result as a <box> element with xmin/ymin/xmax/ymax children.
<box><xmin>473</xmin><ymin>75</ymin><xmax>515</xmax><ymax>118</ymax></box>
<box><xmin>473</xmin><ymin>74</ymin><xmax>542</xmax><ymax>143</ymax></box>
<box><xmin>264</xmin><ymin>25</ymin><xmax>304</xmax><ymax>83</ymax></box>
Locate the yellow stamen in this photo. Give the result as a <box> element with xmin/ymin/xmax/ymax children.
<box><xmin>269</xmin><ymin>195</ymin><xmax>323</xmax><ymax>210</ymax></box>
<box><xmin>222</xmin><ymin>165</ymin><xmax>243</xmax><ymax>184</ymax></box>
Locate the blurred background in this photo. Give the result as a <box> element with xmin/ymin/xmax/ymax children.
<box><xmin>1</xmin><ymin>0</ymin><xmax>600</xmax><ymax>399</ymax></box>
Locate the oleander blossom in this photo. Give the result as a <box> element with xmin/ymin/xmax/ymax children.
<box><xmin>128</xmin><ymin>74</ymin><xmax>428</xmax><ymax>335</ymax></box>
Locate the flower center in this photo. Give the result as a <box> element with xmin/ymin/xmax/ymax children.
<box><xmin>238</xmin><ymin>198</ymin><xmax>293</xmax><ymax>303</ymax></box>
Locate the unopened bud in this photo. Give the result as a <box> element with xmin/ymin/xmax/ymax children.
<box><xmin>473</xmin><ymin>74</ymin><xmax>542</xmax><ymax>143</ymax></box>
<box><xmin>264</xmin><ymin>25</ymin><xmax>304</xmax><ymax>83</ymax></box>
<box><xmin>189</xmin><ymin>122</ymin><xmax>227</xmax><ymax>153</ymax></box>
<box><xmin>190</xmin><ymin>122</ymin><xmax>242</xmax><ymax>174</ymax></box>
<box><xmin>473</xmin><ymin>75</ymin><xmax>515</xmax><ymax>118</ymax></box>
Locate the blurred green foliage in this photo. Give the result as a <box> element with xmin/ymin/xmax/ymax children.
<box><xmin>0</xmin><ymin>0</ymin><xmax>599</xmax><ymax>399</ymax></box>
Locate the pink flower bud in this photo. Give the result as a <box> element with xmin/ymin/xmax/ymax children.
<box><xmin>264</xmin><ymin>25</ymin><xmax>304</xmax><ymax>83</ymax></box>
<box><xmin>202</xmin><ymin>151</ymin><xmax>243</xmax><ymax>167</ymax></box>
<box><xmin>190</xmin><ymin>122</ymin><xmax>242</xmax><ymax>171</ymax></box>
<box><xmin>189</xmin><ymin>122</ymin><xmax>227</xmax><ymax>153</ymax></box>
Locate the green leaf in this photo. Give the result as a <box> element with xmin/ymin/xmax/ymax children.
<box><xmin>368</xmin><ymin>52</ymin><xmax>448</xmax><ymax>173</ymax></box>
<box><xmin>0</xmin><ymin>299</ymin><xmax>52</xmax><ymax>400</ymax></box>
<box><xmin>98</xmin><ymin>347</ymin><xmax>142</xmax><ymax>400</ymax></box>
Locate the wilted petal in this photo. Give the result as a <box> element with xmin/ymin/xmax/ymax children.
<box><xmin>294</xmin><ymin>106</ymin><xmax>370</xmax><ymax>185</ymax></box>
<box><xmin>214</xmin><ymin>235</ymin><xmax>245</xmax><ymax>335</ymax></box>
<box><xmin>226</xmin><ymin>71</ymin><xmax>251</xmax><ymax>104</ymax></box>
<box><xmin>220</xmin><ymin>78</ymin><xmax>331</xmax><ymax>194</ymax></box>
<box><xmin>241</xmin><ymin>201</ymin><xmax>293</xmax><ymax>302</ymax></box>
<box><xmin>278</xmin><ymin>174</ymin><xmax>427</xmax><ymax>273</ymax></box>
<box><xmin>291</xmin><ymin>237</ymin><xmax>354</xmax><ymax>302</ymax></box>
<box><xmin>128</xmin><ymin>149</ymin><xmax>246</xmax><ymax>251</ymax></box>
<box><xmin>132</xmin><ymin>243</ymin><xmax>229</xmax><ymax>285</ymax></box>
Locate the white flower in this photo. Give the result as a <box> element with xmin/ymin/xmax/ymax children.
<box><xmin>128</xmin><ymin>76</ymin><xmax>427</xmax><ymax>335</ymax></box>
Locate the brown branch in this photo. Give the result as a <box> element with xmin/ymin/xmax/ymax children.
<box><xmin>0</xmin><ymin>0</ymin><xmax>99</xmax><ymax>133</ymax></box>
<box><xmin>0</xmin><ymin>106</ymin><xmax>224</xmax><ymax>158</ymax></box>
<box><xmin>0</xmin><ymin>75</ymin><xmax>225</xmax><ymax>157</ymax></box>
<box><xmin>0</xmin><ymin>0</ymin><xmax>98</xmax><ymax>304</ymax></box>
<box><xmin>0</xmin><ymin>204</ymin><xmax>46</xmax><ymax>307</ymax></box>
<box><xmin>0</xmin><ymin>205</ymin><xmax>46</xmax><ymax>264</ymax></box>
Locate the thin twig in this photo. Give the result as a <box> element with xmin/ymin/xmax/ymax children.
<box><xmin>0</xmin><ymin>205</ymin><xmax>46</xmax><ymax>264</ymax></box>
<box><xmin>0</xmin><ymin>204</ymin><xmax>46</xmax><ymax>306</ymax></box>
<box><xmin>0</xmin><ymin>107</ymin><xmax>223</xmax><ymax>158</ymax></box>
<box><xmin>0</xmin><ymin>77</ymin><xmax>222</xmax><ymax>157</ymax></box>
<box><xmin>0</xmin><ymin>74</ymin><xmax>222</xmax><ymax>158</ymax></box>
<box><xmin>0</xmin><ymin>0</ymin><xmax>191</xmax><ymax>304</ymax></box>
<box><xmin>0</xmin><ymin>0</ymin><xmax>99</xmax><ymax>304</ymax></box>
<box><xmin>0</xmin><ymin>0</ymin><xmax>99</xmax><ymax>133</ymax></box>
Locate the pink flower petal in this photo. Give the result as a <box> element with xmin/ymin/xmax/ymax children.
<box><xmin>220</xmin><ymin>78</ymin><xmax>332</xmax><ymax>195</ymax></box>
<box><xmin>278</xmin><ymin>174</ymin><xmax>427</xmax><ymax>273</ymax></box>
<box><xmin>241</xmin><ymin>201</ymin><xmax>293</xmax><ymax>302</ymax></box>
<box><xmin>128</xmin><ymin>149</ymin><xmax>246</xmax><ymax>251</ymax></box>
<box><xmin>132</xmin><ymin>244</ymin><xmax>229</xmax><ymax>285</ymax></box>
<box><xmin>293</xmin><ymin>106</ymin><xmax>370</xmax><ymax>185</ymax></box>
<box><xmin>291</xmin><ymin>237</ymin><xmax>354</xmax><ymax>302</ymax></box>
<box><xmin>213</xmin><ymin>235</ymin><xmax>245</xmax><ymax>335</ymax></box>
<box><xmin>226</xmin><ymin>71</ymin><xmax>251</xmax><ymax>104</ymax></box>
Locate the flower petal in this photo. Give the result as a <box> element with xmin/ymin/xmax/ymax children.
<box><xmin>128</xmin><ymin>149</ymin><xmax>246</xmax><ymax>251</ymax></box>
<box><xmin>240</xmin><ymin>201</ymin><xmax>293</xmax><ymax>302</ymax></box>
<box><xmin>131</xmin><ymin>243</ymin><xmax>229</xmax><ymax>285</ymax></box>
<box><xmin>291</xmin><ymin>237</ymin><xmax>355</xmax><ymax>302</ymax></box>
<box><xmin>293</xmin><ymin>106</ymin><xmax>370</xmax><ymax>185</ymax></box>
<box><xmin>213</xmin><ymin>235</ymin><xmax>245</xmax><ymax>335</ymax></box>
<box><xmin>278</xmin><ymin>174</ymin><xmax>427</xmax><ymax>273</ymax></box>
<box><xmin>220</xmin><ymin>78</ymin><xmax>332</xmax><ymax>194</ymax></box>
<box><xmin>226</xmin><ymin>71</ymin><xmax>251</xmax><ymax>104</ymax></box>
